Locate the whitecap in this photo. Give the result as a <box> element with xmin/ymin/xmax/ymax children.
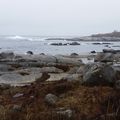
<box><xmin>6</xmin><ymin>35</ymin><xmax>34</xmax><ymax>41</ymax></box>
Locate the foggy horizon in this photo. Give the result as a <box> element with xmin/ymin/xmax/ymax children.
<box><xmin>0</xmin><ymin>0</ymin><xmax>120</xmax><ymax>36</ymax></box>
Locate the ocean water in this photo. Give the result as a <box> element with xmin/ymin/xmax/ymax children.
<box><xmin>0</xmin><ymin>35</ymin><xmax>120</xmax><ymax>55</ymax></box>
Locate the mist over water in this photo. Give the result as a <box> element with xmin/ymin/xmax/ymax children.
<box><xmin>0</xmin><ymin>0</ymin><xmax>120</xmax><ymax>36</ymax></box>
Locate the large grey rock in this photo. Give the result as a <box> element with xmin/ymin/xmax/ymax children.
<box><xmin>95</xmin><ymin>52</ymin><xmax>120</xmax><ymax>62</ymax></box>
<box><xmin>0</xmin><ymin>52</ymin><xmax>14</xmax><ymax>59</ymax></box>
<box><xmin>95</xmin><ymin>53</ymin><xmax>115</xmax><ymax>62</ymax></box>
<box><xmin>2</xmin><ymin>54</ymin><xmax>83</xmax><ymax>66</ymax></box>
<box><xmin>82</xmin><ymin>63</ymin><xmax>116</xmax><ymax>86</ymax></box>
<box><xmin>45</xmin><ymin>93</ymin><xmax>58</xmax><ymax>105</ymax></box>
<box><xmin>15</xmin><ymin>55</ymin><xmax>57</xmax><ymax>63</ymax></box>
<box><xmin>103</xmin><ymin>49</ymin><xmax>120</xmax><ymax>54</ymax></box>
<box><xmin>0</xmin><ymin>73</ymin><xmax>23</xmax><ymax>83</ymax></box>
<box><xmin>55</xmin><ymin>56</ymin><xmax>83</xmax><ymax>66</ymax></box>
<box><xmin>0</xmin><ymin>73</ymin><xmax>42</xmax><ymax>85</ymax></box>
<box><xmin>18</xmin><ymin>67</ymin><xmax>64</xmax><ymax>74</ymax></box>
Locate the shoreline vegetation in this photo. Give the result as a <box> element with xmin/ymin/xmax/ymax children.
<box><xmin>0</xmin><ymin>47</ymin><xmax>120</xmax><ymax>120</ymax></box>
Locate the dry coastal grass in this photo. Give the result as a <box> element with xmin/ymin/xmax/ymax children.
<box><xmin>0</xmin><ymin>79</ymin><xmax>119</xmax><ymax>120</ymax></box>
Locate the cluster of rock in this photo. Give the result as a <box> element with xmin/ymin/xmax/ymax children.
<box><xmin>95</xmin><ymin>49</ymin><xmax>120</xmax><ymax>62</ymax></box>
<box><xmin>42</xmin><ymin>49</ymin><xmax>120</xmax><ymax>119</ymax></box>
<box><xmin>50</xmin><ymin>42</ymin><xmax>80</xmax><ymax>46</ymax></box>
<box><xmin>0</xmin><ymin>49</ymin><xmax>120</xmax><ymax>87</ymax></box>
<box><xmin>0</xmin><ymin>51</ymin><xmax>83</xmax><ymax>86</ymax></box>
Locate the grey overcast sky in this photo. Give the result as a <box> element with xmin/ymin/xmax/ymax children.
<box><xmin>0</xmin><ymin>0</ymin><xmax>120</xmax><ymax>36</ymax></box>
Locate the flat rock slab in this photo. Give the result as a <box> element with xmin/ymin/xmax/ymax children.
<box><xmin>0</xmin><ymin>73</ymin><xmax>42</xmax><ymax>86</ymax></box>
<box><xmin>7</xmin><ymin>54</ymin><xmax>83</xmax><ymax>66</ymax></box>
<box><xmin>16</xmin><ymin>67</ymin><xmax>64</xmax><ymax>74</ymax></box>
<box><xmin>29</xmin><ymin>67</ymin><xmax>64</xmax><ymax>73</ymax></box>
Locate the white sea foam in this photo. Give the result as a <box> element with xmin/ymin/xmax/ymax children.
<box><xmin>28</xmin><ymin>38</ymin><xmax>45</xmax><ymax>42</ymax></box>
<box><xmin>7</xmin><ymin>36</ymin><xmax>27</xmax><ymax>40</ymax></box>
<box><xmin>6</xmin><ymin>35</ymin><xmax>47</xmax><ymax>42</ymax></box>
<box><xmin>6</xmin><ymin>35</ymin><xmax>32</xmax><ymax>41</ymax></box>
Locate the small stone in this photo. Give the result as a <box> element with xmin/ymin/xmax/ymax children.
<box><xmin>13</xmin><ymin>93</ymin><xmax>23</xmax><ymax>98</ymax></box>
<box><xmin>12</xmin><ymin>105</ymin><xmax>22</xmax><ymax>112</ymax></box>
<box><xmin>69</xmin><ymin>42</ymin><xmax>80</xmax><ymax>45</ymax></box>
<box><xmin>70</xmin><ymin>53</ymin><xmax>79</xmax><ymax>56</ymax></box>
<box><xmin>40</xmin><ymin>53</ymin><xmax>45</xmax><ymax>55</ymax></box>
<box><xmin>91</xmin><ymin>51</ymin><xmax>96</xmax><ymax>53</ymax></box>
<box><xmin>45</xmin><ymin>93</ymin><xmax>58</xmax><ymax>105</ymax></box>
<box><xmin>26</xmin><ymin>51</ymin><xmax>33</xmax><ymax>55</ymax></box>
<box><xmin>30</xmin><ymin>96</ymin><xmax>34</xmax><ymax>98</ymax></box>
<box><xmin>56</xmin><ymin>108</ymin><xmax>73</xmax><ymax>118</ymax></box>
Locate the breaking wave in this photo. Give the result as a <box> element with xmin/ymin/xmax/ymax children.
<box><xmin>5</xmin><ymin>36</ymin><xmax>46</xmax><ymax>41</ymax></box>
<box><xmin>6</xmin><ymin>36</ymin><xmax>32</xmax><ymax>41</ymax></box>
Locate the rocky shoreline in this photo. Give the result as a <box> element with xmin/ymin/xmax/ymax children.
<box><xmin>46</xmin><ymin>31</ymin><xmax>120</xmax><ymax>42</ymax></box>
<box><xmin>46</xmin><ymin>36</ymin><xmax>120</xmax><ymax>42</ymax></box>
<box><xmin>0</xmin><ymin>50</ymin><xmax>120</xmax><ymax>120</ymax></box>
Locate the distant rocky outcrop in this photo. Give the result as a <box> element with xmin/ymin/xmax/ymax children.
<box><xmin>50</xmin><ymin>42</ymin><xmax>80</xmax><ymax>46</ymax></box>
<box><xmin>91</xmin><ymin>30</ymin><xmax>120</xmax><ymax>37</ymax></box>
<box><xmin>48</xmin><ymin>31</ymin><xmax>120</xmax><ymax>42</ymax></box>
